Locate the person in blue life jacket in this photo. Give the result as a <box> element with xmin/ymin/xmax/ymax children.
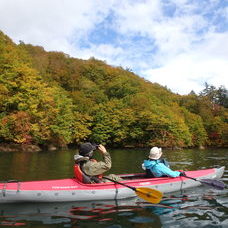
<box><xmin>142</xmin><ymin>147</ymin><xmax>186</xmax><ymax>178</ymax></box>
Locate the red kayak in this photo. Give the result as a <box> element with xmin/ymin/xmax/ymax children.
<box><xmin>0</xmin><ymin>166</ymin><xmax>225</xmax><ymax>203</ymax></box>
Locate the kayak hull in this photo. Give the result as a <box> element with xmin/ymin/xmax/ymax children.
<box><xmin>0</xmin><ymin>167</ymin><xmax>225</xmax><ymax>203</ymax></box>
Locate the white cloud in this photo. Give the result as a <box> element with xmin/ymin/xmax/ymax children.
<box><xmin>73</xmin><ymin>44</ymin><xmax>124</xmax><ymax>63</ymax></box>
<box><xmin>112</xmin><ymin>1</ymin><xmax>209</xmax><ymax>65</ymax></box>
<box><xmin>113</xmin><ymin>0</ymin><xmax>163</xmax><ymax>35</ymax></box>
<box><xmin>143</xmin><ymin>53</ymin><xmax>228</xmax><ymax>94</ymax></box>
<box><xmin>0</xmin><ymin>0</ymin><xmax>113</xmax><ymax>52</ymax></box>
<box><xmin>143</xmin><ymin>32</ymin><xmax>228</xmax><ymax>94</ymax></box>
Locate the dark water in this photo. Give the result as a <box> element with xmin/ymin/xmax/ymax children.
<box><xmin>0</xmin><ymin>148</ymin><xmax>227</xmax><ymax>227</ymax></box>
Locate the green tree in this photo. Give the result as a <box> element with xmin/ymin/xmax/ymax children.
<box><xmin>200</xmin><ymin>82</ymin><xmax>228</xmax><ymax>108</ymax></box>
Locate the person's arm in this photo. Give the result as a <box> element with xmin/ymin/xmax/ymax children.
<box><xmin>83</xmin><ymin>145</ymin><xmax>112</xmax><ymax>176</ymax></box>
<box><xmin>157</xmin><ymin>163</ymin><xmax>181</xmax><ymax>177</ymax></box>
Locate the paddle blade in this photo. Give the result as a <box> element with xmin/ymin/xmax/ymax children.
<box><xmin>135</xmin><ymin>187</ymin><xmax>163</xmax><ymax>204</ymax></box>
<box><xmin>199</xmin><ymin>179</ymin><xmax>225</xmax><ymax>190</ymax></box>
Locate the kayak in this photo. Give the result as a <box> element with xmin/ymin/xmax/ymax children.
<box><xmin>0</xmin><ymin>167</ymin><xmax>225</xmax><ymax>203</ymax></box>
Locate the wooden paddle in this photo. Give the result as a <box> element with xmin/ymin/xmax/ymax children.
<box><xmin>103</xmin><ymin>177</ymin><xmax>163</xmax><ymax>204</ymax></box>
<box><xmin>183</xmin><ymin>175</ymin><xmax>225</xmax><ymax>190</ymax></box>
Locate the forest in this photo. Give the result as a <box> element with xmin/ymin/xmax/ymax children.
<box><xmin>0</xmin><ymin>31</ymin><xmax>227</xmax><ymax>150</ymax></box>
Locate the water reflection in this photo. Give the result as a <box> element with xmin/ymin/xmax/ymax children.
<box><xmin>0</xmin><ymin>197</ymin><xmax>188</xmax><ymax>227</ymax></box>
<box><xmin>0</xmin><ymin>198</ymin><xmax>161</xmax><ymax>227</ymax></box>
<box><xmin>0</xmin><ymin>148</ymin><xmax>227</xmax><ymax>181</ymax></box>
<box><xmin>0</xmin><ymin>186</ymin><xmax>227</xmax><ymax>228</ymax></box>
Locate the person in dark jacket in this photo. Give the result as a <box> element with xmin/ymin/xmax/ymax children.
<box><xmin>74</xmin><ymin>142</ymin><xmax>122</xmax><ymax>183</ymax></box>
<box><xmin>142</xmin><ymin>147</ymin><xmax>185</xmax><ymax>178</ymax></box>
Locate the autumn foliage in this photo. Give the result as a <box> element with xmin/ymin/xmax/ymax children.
<box><xmin>0</xmin><ymin>31</ymin><xmax>227</xmax><ymax>148</ymax></box>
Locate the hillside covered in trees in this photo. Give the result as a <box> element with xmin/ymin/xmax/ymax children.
<box><xmin>0</xmin><ymin>31</ymin><xmax>227</xmax><ymax>150</ymax></box>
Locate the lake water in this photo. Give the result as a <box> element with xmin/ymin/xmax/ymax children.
<box><xmin>0</xmin><ymin>148</ymin><xmax>227</xmax><ymax>227</ymax></box>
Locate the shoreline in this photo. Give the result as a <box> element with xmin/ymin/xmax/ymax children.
<box><xmin>0</xmin><ymin>143</ymin><xmax>226</xmax><ymax>153</ymax></box>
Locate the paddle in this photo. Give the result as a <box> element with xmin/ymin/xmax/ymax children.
<box><xmin>103</xmin><ymin>177</ymin><xmax>163</xmax><ymax>204</ymax></box>
<box><xmin>183</xmin><ymin>175</ymin><xmax>225</xmax><ymax>190</ymax></box>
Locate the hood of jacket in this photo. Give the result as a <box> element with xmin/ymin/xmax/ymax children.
<box><xmin>74</xmin><ymin>154</ymin><xmax>89</xmax><ymax>163</ymax></box>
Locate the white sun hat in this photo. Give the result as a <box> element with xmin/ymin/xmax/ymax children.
<box><xmin>149</xmin><ymin>147</ymin><xmax>162</xmax><ymax>160</ymax></box>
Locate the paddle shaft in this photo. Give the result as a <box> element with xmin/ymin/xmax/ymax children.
<box><xmin>184</xmin><ymin>175</ymin><xmax>198</xmax><ymax>181</ymax></box>
<box><xmin>103</xmin><ymin>177</ymin><xmax>136</xmax><ymax>191</ymax></box>
<box><xmin>184</xmin><ymin>175</ymin><xmax>225</xmax><ymax>190</ymax></box>
<box><xmin>103</xmin><ymin>176</ymin><xmax>163</xmax><ymax>204</ymax></box>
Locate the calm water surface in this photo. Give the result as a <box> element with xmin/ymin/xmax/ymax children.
<box><xmin>0</xmin><ymin>148</ymin><xmax>227</xmax><ymax>227</ymax></box>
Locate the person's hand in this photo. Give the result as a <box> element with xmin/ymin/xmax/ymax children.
<box><xmin>180</xmin><ymin>172</ymin><xmax>186</xmax><ymax>177</ymax></box>
<box><xmin>97</xmin><ymin>144</ymin><xmax>107</xmax><ymax>154</ymax></box>
<box><xmin>141</xmin><ymin>163</ymin><xmax>146</xmax><ymax>170</ymax></box>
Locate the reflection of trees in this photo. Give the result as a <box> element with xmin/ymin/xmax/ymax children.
<box><xmin>0</xmin><ymin>149</ymin><xmax>76</xmax><ymax>181</ymax></box>
<box><xmin>0</xmin><ymin>148</ymin><xmax>226</xmax><ymax>182</ymax></box>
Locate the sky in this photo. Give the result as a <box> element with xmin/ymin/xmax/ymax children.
<box><xmin>0</xmin><ymin>0</ymin><xmax>227</xmax><ymax>95</ymax></box>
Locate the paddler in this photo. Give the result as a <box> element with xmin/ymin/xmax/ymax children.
<box><xmin>74</xmin><ymin>142</ymin><xmax>123</xmax><ymax>183</ymax></box>
<box><xmin>142</xmin><ymin>147</ymin><xmax>186</xmax><ymax>178</ymax></box>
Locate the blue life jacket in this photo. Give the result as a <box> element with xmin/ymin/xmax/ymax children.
<box><xmin>144</xmin><ymin>159</ymin><xmax>181</xmax><ymax>178</ymax></box>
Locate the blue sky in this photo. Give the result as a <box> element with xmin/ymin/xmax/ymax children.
<box><xmin>0</xmin><ymin>0</ymin><xmax>227</xmax><ymax>94</ymax></box>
